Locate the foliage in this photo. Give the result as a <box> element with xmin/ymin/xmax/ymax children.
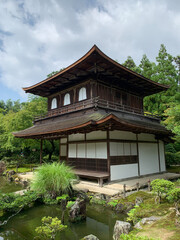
<box><xmin>107</xmin><ymin>199</ymin><xmax>119</xmax><ymax>208</ymax></box>
<box><xmin>166</xmin><ymin>188</ymin><xmax>180</xmax><ymax>204</ymax></box>
<box><xmin>151</xmin><ymin>179</ymin><xmax>174</xmax><ymax>203</ymax></box>
<box><xmin>43</xmin><ymin>196</ymin><xmax>58</xmax><ymax>205</ymax></box>
<box><xmin>165</xmin><ymin>152</ymin><xmax>180</xmax><ymax>167</ymax></box>
<box><xmin>35</xmin><ymin>216</ymin><xmax>67</xmax><ymax>240</ymax></box>
<box><xmin>127</xmin><ymin>206</ymin><xmax>142</xmax><ymax>224</ymax></box>
<box><xmin>31</xmin><ymin>162</ymin><xmax>76</xmax><ymax>198</ymax></box>
<box><xmin>56</xmin><ymin>194</ymin><xmax>69</xmax><ymax>203</ymax></box>
<box><xmin>90</xmin><ymin>197</ymin><xmax>106</xmax><ymax>206</ymax></box>
<box><xmin>66</xmin><ymin>200</ymin><xmax>75</xmax><ymax>209</ymax></box>
<box><xmin>0</xmin><ymin>191</ymin><xmax>39</xmax><ymax>213</ymax></box>
<box><xmin>119</xmin><ymin>233</ymin><xmax>158</xmax><ymax>240</ymax></box>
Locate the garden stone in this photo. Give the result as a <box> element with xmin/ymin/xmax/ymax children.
<box><xmin>8</xmin><ymin>170</ymin><xmax>16</xmax><ymax>176</ymax></box>
<box><xmin>141</xmin><ymin>216</ymin><xmax>161</xmax><ymax>225</ymax></box>
<box><xmin>134</xmin><ymin>216</ymin><xmax>161</xmax><ymax>229</ymax></box>
<box><xmin>115</xmin><ymin>203</ymin><xmax>126</xmax><ymax>213</ymax></box>
<box><xmin>83</xmin><ymin>234</ymin><xmax>99</xmax><ymax>240</ymax></box>
<box><xmin>135</xmin><ymin>197</ymin><xmax>143</xmax><ymax>206</ymax></box>
<box><xmin>125</xmin><ymin>202</ymin><xmax>135</xmax><ymax>213</ymax></box>
<box><xmin>0</xmin><ymin>161</ymin><xmax>6</xmax><ymax>176</ymax></box>
<box><xmin>21</xmin><ymin>179</ymin><xmax>28</xmax><ymax>187</ymax></box>
<box><xmin>69</xmin><ymin>198</ymin><xmax>86</xmax><ymax>222</ymax></box>
<box><xmin>15</xmin><ymin>177</ymin><xmax>20</xmax><ymax>183</ymax></box>
<box><xmin>134</xmin><ymin>221</ymin><xmax>143</xmax><ymax>229</ymax></box>
<box><xmin>113</xmin><ymin>220</ymin><xmax>131</xmax><ymax>240</ymax></box>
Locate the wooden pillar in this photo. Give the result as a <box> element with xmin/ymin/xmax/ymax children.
<box><xmin>107</xmin><ymin>130</ymin><xmax>110</xmax><ymax>181</ymax></box>
<box><xmin>40</xmin><ymin>139</ymin><xmax>43</xmax><ymax>165</ymax></box>
<box><xmin>136</xmin><ymin>134</ymin><xmax>140</xmax><ymax>176</ymax></box>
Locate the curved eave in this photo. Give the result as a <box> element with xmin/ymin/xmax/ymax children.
<box><xmin>23</xmin><ymin>45</ymin><xmax>169</xmax><ymax>96</ymax></box>
<box><xmin>13</xmin><ymin>113</ymin><xmax>171</xmax><ymax>139</ymax></box>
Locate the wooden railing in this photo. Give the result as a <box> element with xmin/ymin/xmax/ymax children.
<box><xmin>34</xmin><ymin>97</ymin><xmax>160</xmax><ymax>121</ymax></box>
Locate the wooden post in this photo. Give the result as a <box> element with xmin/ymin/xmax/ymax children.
<box><xmin>123</xmin><ymin>184</ymin><xmax>126</xmax><ymax>198</ymax></box>
<box><xmin>40</xmin><ymin>139</ymin><xmax>43</xmax><ymax>165</ymax></box>
<box><xmin>148</xmin><ymin>179</ymin><xmax>151</xmax><ymax>191</ymax></box>
<box><xmin>136</xmin><ymin>182</ymin><xmax>139</xmax><ymax>192</ymax></box>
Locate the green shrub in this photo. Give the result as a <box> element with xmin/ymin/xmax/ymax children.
<box><xmin>165</xmin><ymin>152</ymin><xmax>180</xmax><ymax>166</ymax></box>
<box><xmin>151</xmin><ymin>179</ymin><xmax>174</xmax><ymax>203</ymax></box>
<box><xmin>31</xmin><ymin>162</ymin><xmax>76</xmax><ymax>198</ymax></box>
<box><xmin>107</xmin><ymin>199</ymin><xmax>119</xmax><ymax>208</ymax></box>
<box><xmin>127</xmin><ymin>206</ymin><xmax>142</xmax><ymax>224</ymax></box>
<box><xmin>0</xmin><ymin>191</ymin><xmax>39</xmax><ymax>213</ymax></box>
<box><xmin>35</xmin><ymin>216</ymin><xmax>67</xmax><ymax>240</ymax></box>
<box><xmin>66</xmin><ymin>201</ymin><xmax>75</xmax><ymax>209</ymax></box>
<box><xmin>119</xmin><ymin>233</ymin><xmax>158</xmax><ymax>240</ymax></box>
<box><xmin>167</xmin><ymin>188</ymin><xmax>180</xmax><ymax>204</ymax></box>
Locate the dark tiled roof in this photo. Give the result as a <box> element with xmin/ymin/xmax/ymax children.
<box><xmin>13</xmin><ymin>110</ymin><xmax>170</xmax><ymax>139</ymax></box>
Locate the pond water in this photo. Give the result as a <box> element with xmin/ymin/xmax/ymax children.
<box><xmin>0</xmin><ymin>177</ymin><xmax>23</xmax><ymax>194</ymax></box>
<box><xmin>0</xmin><ymin>203</ymin><xmax>126</xmax><ymax>240</ymax></box>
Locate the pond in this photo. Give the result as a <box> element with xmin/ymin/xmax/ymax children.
<box><xmin>0</xmin><ymin>203</ymin><xmax>126</xmax><ymax>240</ymax></box>
<box><xmin>0</xmin><ymin>177</ymin><xmax>23</xmax><ymax>194</ymax></box>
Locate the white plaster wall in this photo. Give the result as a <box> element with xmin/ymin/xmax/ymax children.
<box><xmin>131</xmin><ymin>143</ymin><xmax>137</xmax><ymax>155</ymax></box>
<box><xmin>87</xmin><ymin>143</ymin><xmax>96</xmax><ymax>158</ymax></box>
<box><xmin>60</xmin><ymin>145</ymin><xmax>67</xmax><ymax>156</ymax></box>
<box><xmin>138</xmin><ymin>143</ymin><xmax>159</xmax><ymax>175</ymax></box>
<box><xmin>96</xmin><ymin>143</ymin><xmax>107</xmax><ymax>158</ymax></box>
<box><xmin>138</xmin><ymin>133</ymin><xmax>156</xmax><ymax>142</ymax></box>
<box><xmin>61</xmin><ymin>138</ymin><xmax>67</xmax><ymax>143</ymax></box>
<box><xmin>86</xmin><ymin>131</ymin><xmax>107</xmax><ymax>140</ymax></box>
<box><xmin>110</xmin><ymin>142</ymin><xmax>137</xmax><ymax>156</ymax></box>
<box><xmin>69</xmin><ymin>133</ymin><xmax>85</xmax><ymax>141</ymax></box>
<box><xmin>159</xmin><ymin>140</ymin><xmax>166</xmax><ymax>172</ymax></box>
<box><xmin>110</xmin><ymin>130</ymin><xmax>136</xmax><ymax>140</ymax></box>
<box><xmin>68</xmin><ymin>144</ymin><xmax>76</xmax><ymax>157</ymax></box>
<box><xmin>110</xmin><ymin>164</ymin><xmax>138</xmax><ymax>181</ymax></box>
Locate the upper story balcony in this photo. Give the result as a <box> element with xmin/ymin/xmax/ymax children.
<box><xmin>34</xmin><ymin>97</ymin><xmax>160</xmax><ymax>123</ymax></box>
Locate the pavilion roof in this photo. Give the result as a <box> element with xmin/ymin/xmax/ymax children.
<box><xmin>13</xmin><ymin>111</ymin><xmax>171</xmax><ymax>140</ymax></box>
<box><xmin>23</xmin><ymin>45</ymin><xmax>169</xmax><ymax>97</ymax></box>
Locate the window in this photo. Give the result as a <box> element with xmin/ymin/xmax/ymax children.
<box><xmin>79</xmin><ymin>87</ymin><xmax>87</xmax><ymax>101</ymax></box>
<box><xmin>64</xmin><ymin>93</ymin><xmax>70</xmax><ymax>105</ymax></box>
<box><xmin>51</xmin><ymin>98</ymin><xmax>57</xmax><ymax>109</ymax></box>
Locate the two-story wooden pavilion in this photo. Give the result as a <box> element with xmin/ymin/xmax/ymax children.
<box><xmin>13</xmin><ymin>45</ymin><xmax>171</xmax><ymax>185</ymax></box>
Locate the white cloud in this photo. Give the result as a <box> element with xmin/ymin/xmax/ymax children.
<box><xmin>0</xmin><ymin>0</ymin><xmax>180</xmax><ymax>99</ymax></box>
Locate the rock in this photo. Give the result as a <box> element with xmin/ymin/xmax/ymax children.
<box><xmin>94</xmin><ymin>193</ymin><xmax>107</xmax><ymax>201</ymax></box>
<box><xmin>115</xmin><ymin>203</ymin><xmax>126</xmax><ymax>213</ymax></box>
<box><xmin>134</xmin><ymin>221</ymin><xmax>143</xmax><ymax>229</ymax></box>
<box><xmin>141</xmin><ymin>216</ymin><xmax>161</xmax><ymax>225</ymax></box>
<box><xmin>135</xmin><ymin>197</ymin><xmax>143</xmax><ymax>206</ymax></box>
<box><xmin>83</xmin><ymin>234</ymin><xmax>99</xmax><ymax>240</ymax></box>
<box><xmin>14</xmin><ymin>177</ymin><xmax>20</xmax><ymax>183</ymax></box>
<box><xmin>69</xmin><ymin>198</ymin><xmax>86</xmax><ymax>222</ymax></box>
<box><xmin>80</xmin><ymin>188</ymin><xmax>89</xmax><ymax>193</ymax></box>
<box><xmin>77</xmin><ymin>191</ymin><xmax>89</xmax><ymax>202</ymax></box>
<box><xmin>113</xmin><ymin>221</ymin><xmax>131</xmax><ymax>240</ymax></box>
<box><xmin>134</xmin><ymin>216</ymin><xmax>161</xmax><ymax>229</ymax></box>
<box><xmin>21</xmin><ymin>179</ymin><xmax>28</xmax><ymax>187</ymax></box>
<box><xmin>125</xmin><ymin>202</ymin><xmax>135</xmax><ymax>213</ymax></box>
<box><xmin>0</xmin><ymin>161</ymin><xmax>6</xmax><ymax>176</ymax></box>
<box><xmin>8</xmin><ymin>170</ymin><xmax>16</xmax><ymax>176</ymax></box>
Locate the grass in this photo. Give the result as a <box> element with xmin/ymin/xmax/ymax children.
<box><xmin>31</xmin><ymin>162</ymin><xmax>76</xmax><ymax>198</ymax></box>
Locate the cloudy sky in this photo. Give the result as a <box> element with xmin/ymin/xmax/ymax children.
<box><xmin>0</xmin><ymin>0</ymin><xmax>180</xmax><ymax>102</ymax></box>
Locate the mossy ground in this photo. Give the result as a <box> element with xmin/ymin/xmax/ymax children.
<box><xmin>121</xmin><ymin>190</ymin><xmax>180</xmax><ymax>240</ymax></box>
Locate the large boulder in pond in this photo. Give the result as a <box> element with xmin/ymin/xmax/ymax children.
<box><xmin>113</xmin><ymin>221</ymin><xmax>131</xmax><ymax>240</ymax></box>
<box><xmin>82</xmin><ymin>234</ymin><xmax>99</xmax><ymax>240</ymax></box>
<box><xmin>0</xmin><ymin>161</ymin><xmax>6</xmax><ymax>176</ymax></box>
<box><xmin>69</xmin><ymin>198</ymin><xmax>86</xmax><ymax>222</ymax></box>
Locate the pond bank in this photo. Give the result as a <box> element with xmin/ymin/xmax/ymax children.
<box><xmin>18</xmin><ymin>172</ymin><xmax>180</xmax><ymax>196</ymax></box>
